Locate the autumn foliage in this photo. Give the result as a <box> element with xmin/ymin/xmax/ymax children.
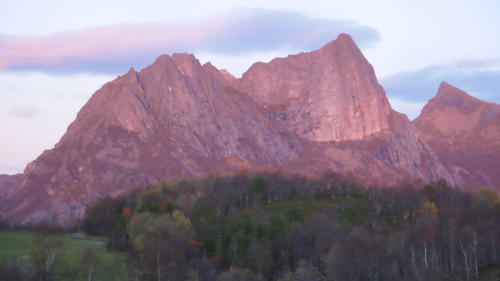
<box><xmin>77</xmin><ymin>172</ymin><xmax>500</xmax><ymax>281</ymax></box>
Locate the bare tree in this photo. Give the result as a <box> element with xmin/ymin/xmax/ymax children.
<box><xmin>30</xmin><ymin>223</ymin><xmax>65</xmax><ymax>281</ymax></box>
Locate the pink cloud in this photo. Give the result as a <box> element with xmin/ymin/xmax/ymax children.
<box><xmin>7</xmin><ymin>106</ymin><xmax>41</xmax><ymax>118</ymax></box>
<box><xmin>0</xmin><ymin>9</ymin><xmax>379</xmax><ymax>74</ymax></box>
<box><xmin>0</xmin><ymin>23</ymin><xmax>194</xmax><ymax>71</ymax></box>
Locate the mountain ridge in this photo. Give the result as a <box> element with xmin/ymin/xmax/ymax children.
<box><xmin>3</xmin><ymin>34</ymin><xmax>491</xmax><ymax>225</ymax></box>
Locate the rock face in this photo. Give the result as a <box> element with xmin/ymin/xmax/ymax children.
<box><xmin>5</xmin><ymin>54</ymin><xmax>299</xmax><ymax>224</ymax></box>
<box><xmin>413</xmin><ymin>82</ymin><xmax>500</xmax><ymax>191</ymax></box>
<box><xmin>3</xmin><ymin>34</ymin><xmax>461</xmax><ymax>224</ymax></box>
<box><xmin>234</xmin><ymin>34</ymin><xmax>391</xmax><ymax>142</ymax></box>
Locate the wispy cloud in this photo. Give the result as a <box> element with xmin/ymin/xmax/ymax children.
<box><xmin>7</xmin><ymin>106</ymin><xmax>41</xmax><ymax>118</ymax></box>
<box><xmin>0</xmin><ymin>9</ymin><xmax>379</xmax><ymax>74</ymax></box>
<box><xmin>380</xmin><ymin>60</ymin><xmax>500</xmax><ymax>103</ymax></box>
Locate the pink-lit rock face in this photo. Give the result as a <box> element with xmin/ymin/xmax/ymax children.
<box><xmin>235</xmin><ymin>33</ymin><xmax>391</xmax><ymax>142</ymax></box>
<box><xmin>4</xmin><ymin>52</ymin><xmax>302</xmax><ymax>224</ymax></box>
<box><xmin>414</xmin><ymin>82</ymin><xmax>500</xmax><ymax>191</ymax></box>
<box><xmin>3</xmin><ymin>34</ymin><xmax>466</xmax><ymax>225</ymax></box>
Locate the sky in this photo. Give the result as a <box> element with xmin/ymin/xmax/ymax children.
<box><xmin>1</xmin><ymin>0</ymin><xmax>499</xmax><ymax>175</ymax></box>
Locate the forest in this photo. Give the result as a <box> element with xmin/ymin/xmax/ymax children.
<box><xmin>1</xmin><ymin>171</ymin><xmax>499</xmax><ymax>280</ymax></box>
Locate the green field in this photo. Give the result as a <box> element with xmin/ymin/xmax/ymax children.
<box><xmin>0</xmin><ymin>231</ymin><xmax>37</xmax><ymax>260</ymax></box>
<box><xmin>0</xmin><ymin>232</ymin><xmax>111</xmax><ymax>262</ymax></box>
<box><xmin>0</xmin><ymin>231</ymin><xmax>129</xmax><ymax>280</ymax></box>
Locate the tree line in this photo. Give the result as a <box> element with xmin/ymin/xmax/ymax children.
<box><xmin>1</xmin><ymin>171</ymin><xmax>499</xmax><ymax>280</ymax></box>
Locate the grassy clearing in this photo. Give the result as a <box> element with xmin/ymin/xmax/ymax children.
<box><xmin>0</xmin><ymin>231</ymin><xmax>129</xmax><ymax>280</ymax></box>
<box><xmin>0</xmin><ymin>231</ymin><xmax>112</xmax><ymax>263</ymax></box>
<box><xmin>65</xmin><ymin>235</ymin><xmax>116</xmax><ymax>267</ymax></box>
<box><xmin>0</xmin><ymin>231</ymin><xmax>36</xmax><ymax>260</ymax></box>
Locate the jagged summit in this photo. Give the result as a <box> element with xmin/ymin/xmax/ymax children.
<box><xmin>433</xmin><ymin>81</ymin><xmax>483</xmax><ymax>105</ymax></box>
<box><xmin>416</xmin><ymin>81</ymin><xmax>499</xmax><ymax>122</ymax></box>
<box><xmin>320</xmin><ymin>33</ymin><xmax>362</xmax><ymax>55</ymax></box>
<box><xmin>337</xmin><ymin>32</ymin><xmax>355</xmax><ymax>41</ymax></box>
<box><xmin>321</xmin><ymin>33</ymin><xmax>357</xmax><ymax>49</ymax></box>
<box><xmin>152</xmin><ymin>53</ymin><xmax>172</xmax><ymax>63</ymax></box>
<box><xmin>436</xmin><ymin>81</ymin><xmax>464</xmax><ymax>96</ymax></box>
<box><xmin>235</xmin><ymin>33</ymin><xmax>391</xmax><ymax>142</ymax></box>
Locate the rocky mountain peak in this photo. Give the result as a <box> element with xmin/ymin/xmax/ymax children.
<box><xmin>320</xmin><ymin>33</ymin><xmax>359</xmax><ymax>54</ymax></box>
<box><xmin>334</xmin><ymin>32</ymin><xmax>355</xmax><ymax>42</ymax></box>
<box><xmin>414</xmin><ymin>83</ymin><xmax>500</xmax><ymax>191</ymax></box>
<box><xmin>436</xmin><ymin>81</ymin><xmax>464</xmax><ymax>96</ymax></box>
<box><xmin>234</xmin><ymin>33</ymin><xmax>391</xmax><ymax>142</ymax></box>
<box><xmin>416</xmin><ymin>81</ymin><xmax>498</xmax><ymax>125</ymax></box>
<box><xmin>151</xmin><ymin>54</ymin><xmax>172</xmax><ymax>68</ymax></box>
<box><xmin>433</xmin><ymin>81</ymin><xmax>482</xmax><ymax>106</ymax></box>
<box><xmin>170</xmin><ymin>53</ymin><xmax>201</xmax><ymax>77</ymax></box>
<box><xmin>148</xmin><ymin>53</ymin><xmax>198</xmax><ymax>77</ymax></box>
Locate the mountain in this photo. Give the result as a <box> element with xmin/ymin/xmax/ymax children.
<box><xmin>3</xmin><ymin>54</ymin><xmax>301</xmax><ymax>224</ymax></box>
<box><xmin>2</xmin><ymin>34</ymin><xmax>459</xmax><ymax>225</ymax></box>
<box><xmin>0</xmin><ymin>174</ymin><xmax>21</xmax><ymax>199</ymax></box>
<box><xmin>413</xmin><ymin>82</ymin><xmax>500</xmax><ymax>191</ymax></box>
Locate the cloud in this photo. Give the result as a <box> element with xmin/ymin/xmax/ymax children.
<box><xmin>198</xmin><ymin>9</ymin><xmax>379</xmax><ymax>53</ymax></box>
<box><xmin>7</xmin><ymin>106</ymin><xmax>41</xmax><ymax>118</ymax></box>
<box><xmin>0</xmin><ymin>9</ymin><xmax>379</xmax><ymax>74</ymax></box>
<box><xmin>380</xmin><ymin>60</ymin><xmax>500</xmax><ymax>104</ymax></box>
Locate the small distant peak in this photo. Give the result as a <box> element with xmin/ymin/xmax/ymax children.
<box><xmin>153</xmin><ymin>54</ymin><xmax>172</xmax><ymax>66</ymax></box>
<box><xmin>203</xmin><ymin>61</ymin><xmax>214</xmax><ymax>68</ymax></box>
<box><xmin>431</xmin><ymin>81</ymin><xmax>487</xmax><ymax>110</ymax></box>
<box><xmin>335</xmin><ymin>33</ymin><xmax>359</xmax><ymax>50</ymax></box>
<box><xmin>319</xmin><ymin>33</ymin><xmax>361</xmax><ymax>57</ymax></box>
<box><xmin>152</xmin><ymin>54</ymin><xmax>199</xmax><ymax>70</ymax></box>
<box><xmin>122</xmin><ymin>66</ymin><xmax>140</xmax><ymax>82</ymax></box>
<box><xmin>321</xmin><ymin>33</ymin><xmax>355</xmax><ymax>48</ymax></box>
<box><xmin>436</xmin><ymin>81</ymin><xmax>470</xmax><ymax>100</ymax></box>
<box><xmin>438</xmin><ymin>81</ymin><xmax>458</xmax><ymax>92</ymax></box>
<box><xmin>116</xmin><ymin>66</ymin><xmax>139</xmax><ymax>83</ymax></box>
<box><xmin>171</xmin><ymin>53</ymin><xmax>200</xmax><ymax>68</ymax></box>
<box><xmin>337</xmin><ymin>33</ymin><xmax>354</xmax><ymax>42</ymax></box>
<box><xmin>171</xmin><ymin>53</ymin><xmax>197</xmax><ymax>63</ymax></box>
<box><xmin>202</xmin><ymin>61</ymin><xmax>219</xmax><ymax>74</ymax></box>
